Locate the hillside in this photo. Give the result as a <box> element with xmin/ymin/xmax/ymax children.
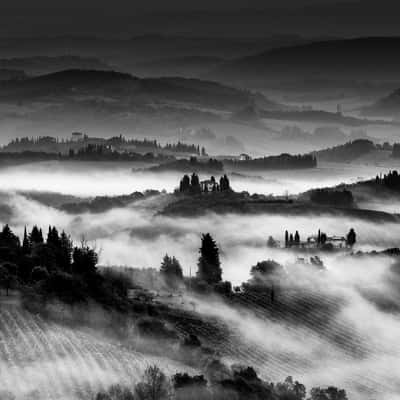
<box><xmin>362</xmin><ymin>88</ymin><xmax>400</xmax><ymax>118</ymax></box>
<box><xmin>314</xmin><ymin>139</ymin><xmax>377</xmax><ymax>163</ymax></box>
<box><xmin>131</xmin><ymin>56</ymin><xmax>225</xmax><ymax>78</ymax></box>
<box><xmin>209</xmin><ymin>37</ymin><xmax>400</xmax><ymax>89</ymax></box>
<box><xmin>0</xmin><ymin>56</ymin><xmax>111</xmax><ymax>76</ymax></box>
<box><xmin>0</xmin><ymin>69</ymin><xmax>278</xmax><ymax>112</ymax></box>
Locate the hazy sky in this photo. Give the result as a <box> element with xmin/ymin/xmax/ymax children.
<box><xmin>0</xmin><ymin>0</ymin><xmax>399</xmax><ymax>38</ymax></box>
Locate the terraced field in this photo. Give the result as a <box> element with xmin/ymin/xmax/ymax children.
<box><xmin>0</xmin><ymin>305</ymin><xmax>191</xmax><ymax>400</ymax></box>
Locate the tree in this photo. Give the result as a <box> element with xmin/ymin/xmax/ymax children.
<box><xmin>308</xmin><ymin>387</ymin><xmax>348</xmax><ymax>400</ymax></box>
<box><xmin>197</xmin><ymin>233</ymin><xmax>222</xmax><ymax>284</ymax></box>
<box><xmin>180</xmin><ymin>175</ymin><xmax>190</xmax><ymax>192</ymax></box>
<box><xmin>59</xmin><ymin>231</ymin><xmax>73</xmax><ymax>272</ymax></box>
<box><xmin>30</xmin><ymin>226</ymin><xmax>43</xmax><ymax>245</ymax></box>
<box><xmin>134</xmin><ymin>365</ymin><xmax>170</xmax><ymax>400</ymax></box>
<box><xmin>190</xmin><ymin>173</ymin><xmax>201</xmax><ymax>194</ymax></box>
<box><xmin>0</xmin><ymin>224</ymin><xmax>20</xmax><ymax>250</ymax></box>
<box><xmin>346</xmin><ymin>228</ymin><xmax>356</xmax><ymax>247</ymax></box>
<box><xmin>267</xmin><ymin>236</ymin><xmax>278</xmax><ymax>248</ymax></box>
<box><xmin>0</xmin><ymin>265</ymin><xmax>13</xmax><ymax>296</ymax></box>
<box><xmin>275</xmin><ymin>376</ymin><xmax>306</xmax><ymax>400</ymax></box>
<box><xmin>72</xmin><ymin>242</ymin><xmax>98</xmax><ymax>275</ymax></box>
<box><xmin>249</xmin><ymin>260</ymin><xmax>283</xmax><ymax>286</ymax></box>
<box><xmin>173</xmin><ymin>373</ymin><xmax>210</xmax><ymax>400</ymax></box>
<box><xmin>47</xmin><ymin>226</ymin><xmax>60</xmax><ymax>247</ymax></box>
<box><xmin>22</xmin><ymin>226</ymin><xmax>31</xmax><ymax>254</ymax></box>
<box><xmin>160</xmin><ymin>254</ymin><xmax>183</xmax><ymax>287</ymax></box>
<box><xmin>285</xmin><ymin>230</ymin><xmax>289</xmax><ymax>247</ymax></box>
<box><xmin>219</xmin><ymin>175</ymin><xmax>231</xmax><ymax>192</ymax></box>
<box><xmin>95</xmin><ymin>385</ymin><xmax>135</xmax><ymax>400</ymax></box>
<box><xmin>294</xmin><ymin>231</ymin><xmax>300</xmax><ymax>244</ymax></box>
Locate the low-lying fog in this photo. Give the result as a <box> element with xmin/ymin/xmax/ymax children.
<box><xmin>2</xmin><ymin>162</ymin><xmax>400</xmax><ymax>400</ymax></box>
<box><xmin>0</xmin><ymin>160</ymin><xmax>391</xmax><ymax>197</ymax></box>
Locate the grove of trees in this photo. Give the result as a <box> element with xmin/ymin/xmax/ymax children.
<box><xmin>95</xmin><ymin>363</ymin><xmax>348</xmax><ymax>400</ymax></box>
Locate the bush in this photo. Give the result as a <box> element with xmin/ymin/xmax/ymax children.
<box><xmin>136</xmin><ymin>316</ymin><xmax>178</xmax><ymax>340</ymax></box>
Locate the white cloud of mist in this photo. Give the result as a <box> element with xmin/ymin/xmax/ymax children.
<box><xmin>0</xmin><ymin>160</ymin><xmax>390</xmax><ymax>197</ymax></box>
<box><xmin>2</xmin><ymin>164</ymin><xmax>400</xmax><ymax>399</ymax></box>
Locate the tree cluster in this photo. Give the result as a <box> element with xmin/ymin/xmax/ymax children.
<box><xmin>179</xmin><ymin>174</ymin><xmax>231</xmax><ymax>194</ymax></box>
<box><xmin>225</xmin><ymin>153</ymin><xmax>317</xmax><ymax>170</ymax></box>
<box><xmin>0</xmin><ymin>224</ymin><xmax>128</xmax><ymax>307</ymax></box>
<box><xmin>160</xmin><ymin>254</ymin><xmax>183</xmax><ymax>288</ymax></box>
<box><xmin>284</xmin><ymin>230</ymin><xmax>301</xmax><ymax>247</ymax></box>
<box><xmin>2</xmin><ymin>134</ymin><xmax>206</xmax><ymax>157</ymax></box>
<box><xmin>95</xmin><ymin>363</ymin><xmax>348</xmax><ymax>400</ymax></box>
<box><xmin>375</xmin><ymin>170</ymin><xmax>400</xmax><ymax>190</ymax></box>
<box><xmin>309</xmin><ymin>189</ymin><xmax>354</xmax><ymax>207</ymax></box>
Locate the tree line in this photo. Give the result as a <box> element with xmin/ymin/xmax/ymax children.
<box><xmin>0</xmin><ymin>224</ymin><xmax>130</xmax><ymax>308</ymax></box>
<box><xmin>224</xmin><ymin>153</ymin><xmax>317</xmax><ymax>170</ymax></box>
<box><xmin>95</xmin><ymin>363</ymin><xmax>348</xmax><ymax>400</ymax></box>
<box><xmin>2</xmin><ymin>135</ymin><xmax>206</xmax><ymax>156</ymax></box>
<box><xmin>375</xmin><ymin>170</ymin><xmax>400</xmax><ymax>190</ymax></box>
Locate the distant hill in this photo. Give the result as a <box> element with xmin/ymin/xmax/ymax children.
<box><xmin>314</xmin><ymin>139</ymin><xmax>377</xmax><ymax>163</ymax></box>
<box><xmin>362</xmin><ymin>88</ymin><xmax>400</xmax><ymax>118</ymax></box>
<box><xmin>0</xmin><ymin>56</ymin><xmax>111</xmax><ymax>76</ymax></box>
<box><xmin>131</xmin><ymin>56</ymin><xmax>225</xmax><ymax>78</ymax></box>
<box><xmin>0</xmin><ymin>69</ymin><xmax>279</xmax><ymax>112</ymax></box>
<box><xmin>209</xmin><ymin>37</ymin><xmax>400</xmax><ymax>89</ymax></box>
<box><xmin>0</xmin><ymin>35</ymin><xmax>308</xmax><ymax>71</ymax></box>
<box><xmin>0</xmin><ymin>69</ymin><xmax>27</xmax><ymax>81</ymax></box>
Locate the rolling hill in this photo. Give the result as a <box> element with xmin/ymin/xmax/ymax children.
<box><xmin>0</xmin><ymin>69</ymin><xmax>279</xmax><ymax>112</ymax></box>
<box><xmin>362</xmin><ymin>88</ymin><xmax>400</xmax><ymax>118</ymax></box>
<box><xmin>209</xmin><ymin>37</ymin><xmax>400</xmax><ymax>89</ymax></box>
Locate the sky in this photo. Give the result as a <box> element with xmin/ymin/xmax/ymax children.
<box><xmin>0</xmin><ymin>0</ymin><xmax>400</xmax><ymax>38</ymax></box>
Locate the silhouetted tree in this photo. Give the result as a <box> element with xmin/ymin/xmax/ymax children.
<box><xmin>134</xmin><ymin>365</ymin><xmax>170</xmax><ymax>400</ymax></box>
<box><xmin>72</xmin><ymin>243</ymin><xmax>98</xmax><ymax>275</ymax></box>
<box><xmin>179</xmin><ymin>175</ymin><xmax>190</xmax><ymax>192</ymax></box>
<box><xmin>267</xmin><ymin>236</ymin><xmax>278</xmax><ymax>248</ymax></box>
<box><xmin>47</xmin><ymin>226</ymin><xmax>60</xmax><ymax>247</ymax></box>
<box><xmin>285</xmin><ymin>230</ymin><xmax>289</xmax><ymax>247</ymax></box>
<box><xmin>190</xmin><ymin>173</ymin><xmax>201</xmax><ymax>194</ymax></box>
<box><xmin>96</xmin><ymin>385</ymin><xmax>134</xmax><ymax>400</ymax></box>
<box><xmin>294</xmin><ymin>231</ymin><xmax>300</xmax><ymax>244</ymax></box>
<box><xmin>276</xmin><ymin>376</ymin><xmax>306</xmax><ymax>400</ymax></box>
<box><xmin>30</xmin><ymin>226</ymin><xmax>43</xmax><ymax>245</ymax></box>
<box><xmin>173</xmin><ymin>373</ymin><xmax>210</xmax><ymax>400</ymax></box>
<box><xmin>219</xmin><ymin>174</ymin><xmax>231</xmax><ymax>191</ymax></box>
<box><xmin>197</xmin><ymin>233</ymin><xmax>222</xmax><ymax>284</ymax></box>
<box><xmin>250</xmin><ymin>259</ymin><xmax>283</xmax><ymax>285</ymax></box>
<box><xmin>22</xmin><ymin>226</ymin><xmax>31</xmax><ymax>254</ymax></box>
<box><xmin>0</xmin><ymin>264</ymin><xmax>16</xmax><ymax>295</ymax></box>
<box><xmin>346</xmin><ymin>228</ymin><xmax>356</xmax><ymax>247</ymax></box>
<box><xmin>160</xmin><ymin>254</ymin><xmax>183</xmax><ymax>287</ymax></box>
<box><xmin>58</xmin><ymin>231</ymin><xmax>73</xmax><ymax>272</ymax></box>
<box><xmin>308</xmin><ymin>386</ymin><xmax>348</xmax><ymax>400</ymax></box>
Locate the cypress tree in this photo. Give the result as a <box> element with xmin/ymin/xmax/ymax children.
<box><xmin>197</xmin><ymin>233</ymin><xmax>222</xmax><ymax>284</ymax></box>
<box><xmin>22</xmin><ymin>226</ymin><xmax>30</xmax><ymax>254</ymax></box>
